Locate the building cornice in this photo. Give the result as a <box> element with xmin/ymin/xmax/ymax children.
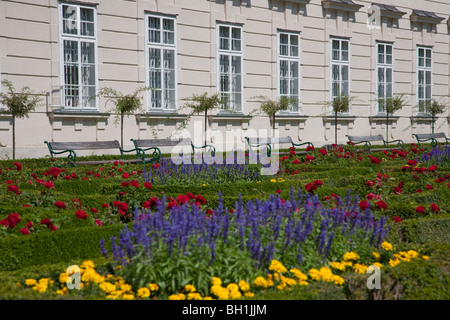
<box><xmin>321</xmin><ymin>0</ymin><xmax>363</xmax><ymax>13</ymax></box>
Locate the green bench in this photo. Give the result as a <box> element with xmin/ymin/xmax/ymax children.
<box><xmin>130</xmin><ymin>137</ymin><xmax>216</xmax><ymax>164</ymax></box>
<box><xmin>44</xmin><ymin>140</ymin><xmax>139</xmax><ymax>166</ymax></box>
<box><xmin>245</xmin><ymin>136</ymin><xmax>313</xmax><ymax>158</ymax></box>
<box><xmin>413</xmin><ymin>132</ymin><xmax>450</xmax><ymax>148</ymax></box>
<box><xmin>346</xmin><ymin>134</ymin><xmax>404</xmax><ymax>152</ymax></box>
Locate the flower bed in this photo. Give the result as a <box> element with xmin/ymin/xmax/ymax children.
<box><xmin>0</xmin><ymin>144</ymin><xmax>449</xmax><ymax>299</ymax></box>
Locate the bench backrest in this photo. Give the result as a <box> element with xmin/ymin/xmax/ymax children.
<box><xmin>133</xmin><ymin>138</ymin><xmax>192</xmax><ymax>148</ymax></box>
<box><xmin>347</xmin><ymin>134</ymin><xmax>384</xmax><ymax>142</ymax></box>
<box><xmin>414</xmin><ymin>132</ymin><xmax>446</xmax><ymax>140</ymax></box>
<box><xmin>246</xmin><ymin>136</ymin><xmax>293</xmax><ymax>145</ymax></box>
<box><xmin>48</xmin><ymin>140</ymin><xmax>120</xmax><ymax>150</ymax></box>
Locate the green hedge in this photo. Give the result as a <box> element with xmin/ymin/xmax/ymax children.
<box><xmin>0</xmin><ymin>224</ymin><xmax>126</xmax><ymax>271</ymax></box>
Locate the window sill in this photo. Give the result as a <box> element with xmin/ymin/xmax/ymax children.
<box><xmin>47</xmin><ymin>110</ymin><xmax>108</xmax><ymax>121</ymax></box>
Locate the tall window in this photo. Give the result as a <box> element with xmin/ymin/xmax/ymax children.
<box><xmin>217</xmin><ymin>24</ymin><xmax>242</xmax><ymax>112</ymax></box>
<box><xmin>417</xmin><ymin>46</ymin><xmax>432</xmax><ymax>114</ymax></box>
<box><xmin>376</xmin><ymin>42</ymin><xmax>393</xmax><ymax>113</ymax></box>
<box><xmin>330</xmin><ymin>37</ymin><xmax>349</xmax><ymax>112</ymax></box>
<box><xmin>146</xmin><ymin>14</ymin><xmax>177</xmax><ymax>111</ymax></box>
<box><xmin>59</xmin><ymin>3</ymin><xmax>97</xmax><ymax>109</ymax></box>
<box><xmin>278</xmin><ymin>31</ymin><xmax>300</xmax><ymax>113</ymax></box>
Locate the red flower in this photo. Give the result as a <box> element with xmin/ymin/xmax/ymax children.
<box><xmin>359</xmin><ymin>200</ymin><xmax>369</xmax><ymax>211</ymax></box>
<box><xmin>416</xmin><ymin>206</ymin><xmax>425</xmax><ymax>214</ymax></box>
<box><xmin>177</xmin><ymin>194</ymin><xmax>190</xmax><ymax>204</ymax></box>
<box><xmin>416</xmin><ymin>189</ymin><xmax>423</xmax><ymax>193</ymax></box>
<box><xmin>91</xmin><ymin>208</ymin><xmax>98</xmax><ymax>213</ymax></box>
<box><xmin>428</xmin><ymin>165</ymin><xmax>438</xmax><ymax>172</ymax></box>
<box><xmin>195</xmin><ymin>195</ymin><xmax>208</xmax><ymax>205</ymax></box>
<box><xmin>407</xmin><ymin>159</ymin><xmax>417</xmax><ymax>166</ymax></box>
<box><xmin>313</xmin><ymin>180</ymin><xmax>323</xmax><ymax>186</ymax></box>
<box><xmin>152</xmin><ymin>163</ymin><xmax>160</xmax><ymax>169</ymax></box>
<box><xmin>185</xmin><ymin>192</ymin><xmax>196</xmax><ymax>200</ymax></box>
<box><xmin>95</xmin><ymin>219</ymin><xmax>103</xmax><ymax>226</ymax></box>
<box><xmin>71</xmin><ymin>173</ymin><xmax>77</xmax><ymax>178</ymax></box>
<box><xmin>130</xmin><ymin>180</ymin><xmax>139</xmax><ymax>188</ymax></box>
<box><xmin>75</xmin><ymin>210</ymin><xmax>88</xmax><ymax>220</ymax></box>
<box><xmin>366</xmin><ymin>181</ymin><xmax>375</xmax><ymax>187</ymax></box>
<box><xmin>305</xmin><ymin>146</ymin><xmax>315</xmax><ymax>152</ymax></box>
<box><xmin>366</xmin><ymin>193</ymin><xmax>376</xmax><ymax>200</ymax></box>
<box><xmin>290</xmin><ymin>147</ymin><xmax>296</xmax><ymax>155</ymax></box>
<box><xmin>276</xmin><ymin>189</ymin><xmax>281</xmax><ymax>194</ymax></box>
<box><xmin>22</xmin><ymin>204</ymin><xmax>31</xmax><ymax>208</ymax></box>
<box><xmin>167</xmin><ymin>201</ymin><xmax>178</xmax><ymax>209</ymax></box>
<box><xmin>305</xmin><ymin>155</ymin><xmax>316</xmax><ymax>161</ymax></box>
<box><xmin>375</xmin><ymin>200</ymin><xmax>388</xmax><ymax>210</ymax></box>
<box><xmin>319</xmin><ymin>148</ymin><xmax>327</xmax><ymax>156</ymax></box>
<box><xmin>102</xmin><ymin>203</ymin><xmax>110</xmax><ymax>208</ymax></box>
<box><xmin>305</xmin><ymin>183</ymin><xmax>317</xmax><ymax>194</ymax></box>
<box><xmin>26</xmin><ymin>221</ymin><xmax>33</xmax><ymax>228</ymax></box>
<box><xmin>40</xmin><ymin>218</ymin><xmax>52</xmax><ymax>226</ymax></box>
<box><xmin>121</xmin><ymin>181</ymin><xmax>130</xmax><ymax>187</ymax></box>
<box><xmin>13</xmin><ymin>162</ymin><xmax>22</xmax><ymax>171</ymax></box>
<box><xmin>122</xmin><ymin>173</ymin><xmax>129</xmax><ymax>179</ymax></box>
<box><xmin>44</xmin><ymin>181</ymin><xmax>55</xmax><ymax>189</ymax></box>
<box><xmin>20</xmin><ymin>228</ymin><xmax>30</xmax><ymax>235</ymax></box>
<box><xmin>7</xmin><ymin>185</ymin><xmax>21</xmax><ymax>195</ymax></box>
<box><xmin>0</xmin><ymin>213</ymin><xmax>21</xmax><ymax>229</ymax></box>
<box><xmin>426</xmin><ymin>184</ymin><xmax>433</xmax><ymax>190</ymax></box>
<box><xmin>49</xmin><ymin>224</ymin><xmax>57</xmax><ymax>231</ymax></box>
<box><xmin>368</xmin><ymin>156</ymin><xmax>381</xmax><ymax>164</ymax></box>
<box><xmin>393</xmin><ymin>216</ymin><xmax>402</xmax><ymax>223</ymax></box>
<box><xmin>292</xmin><ymin>159</ymin><xmax>301</xmax><ymax>164</ymax></box>
<box><xmin>54</xmin><ymin>201</ymin><xmax>66</xmax><ymax>209</ymax></box>
<box><xmin>72</xmin><ymin>198</ymin><xmax>82</xmax><ymax>206</ymax></box>
<box><xmin>430</xmin><ymin>203</ymin><xmax>439</xmax><ymax>212</ymax></box>
<box><xmin>144</xmin><ymin>182</ymin><xmax>152</xmax><ymax>189</ymax></box>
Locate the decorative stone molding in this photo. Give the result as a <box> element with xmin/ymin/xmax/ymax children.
<box><xmin>410</xmin><ymin>10</ymin><xmax>445</xmax><ymax>25</ymax></box>
<box><xmin>321</xmin><ymin>0</ymin><xmax>363</xmax><ymax>13</ymax></box>
<box><xmin>47</xmin><ymin>111</ymin><xmax>109</xmax><ymax>132</ymax></box>
<box><xmin>369</xmin><ymin>115</ymin><xmax>399</xmax><ymax>129</ymax></box>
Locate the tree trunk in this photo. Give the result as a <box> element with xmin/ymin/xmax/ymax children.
<box><xmin>12</xmin><ymin>116</ymin><xmax>15</xmax><ymax>160</ymax></box>
<box><xmin>120</xmin><ymin>113</ymin><xmax>124</xmax><ymax>148</ymax></box>
<box><xmin>431</xmin><ymin>115</ymin><xmax>435</xmax><ymax>134</ymax></box>
<box><xmin>204</xmin><ymin>109</ymin><xmax>208</xmax><ymax>146</ymax></box>
<box><xmin>272</xmin><ymin>114</ymin><xmax>276</xmax><ymax>137</ymax></box>
<box><xmin>335</xmin><ymin>111</ymin><xmax>338</xmax><ymax>145</ymax></box>
<box><xmin>386</xmin><ymin>112</ymin><xmax>389</xmax><ymax>145</ymax></box>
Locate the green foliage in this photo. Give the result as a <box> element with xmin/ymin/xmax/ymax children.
<box><xmin>250</xmin><ymin>95</ymin><xmax>298</xmax><ymax>118</ymax></box>
<box><xmin>0</xmin><ymin>80</ymin><xmax>41</xmax><ymax>119</ymax></box>
<box><xmin>379</xmin><ymin>93</ymin><xmax>406</xmax><ymax>115</ymax></box>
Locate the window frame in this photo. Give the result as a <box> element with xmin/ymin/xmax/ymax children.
<box><xmin>216</xmin><ymin>23</ymin><xmax>243</xmax><ymax>113</ymax></box>
<box><xmin>277</xmin><ymin>30</ymin><xmax>301</xmax><ymax>114</ymax></box>
<box><xmin>145</xmin><ymin>13</ymin><xmax>178</xmax><ymax>112</ymax></box>
<box><xmin>330</xmin><ymin>37</ymin><xmax>350</xmax><ymax>115</ymax></box>
<box><xmin>416</xmin><ymin>46</ymin><xmax>432</xmax><ymax>115</ymax></box>
<box><xmin>376</xmin><ymin>42</ymin><xmax>394</xmax><ymax>114</ymax></box>
<box><xmin>58</xmin><ymin>2</ymin><xmax>98</xmax><ymax>110</ymax></box>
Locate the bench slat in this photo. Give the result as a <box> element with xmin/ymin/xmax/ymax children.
<box><xmin>247</xmin><ymin>137</ymin><xmax>293</xmax><ymax>144</ymax></box>
<box><xmin>49</xmin><ymin>141</ymin><xmax>120</xmax><ymax>150</ymax></box>
<box><xmin>414</xmin><ymin>133</ymin><xmax>446</xmax><ymax>139</ymax></box>
<box><xmin>347</xmin><ymin>135</ymin><xmax>383</xmax><ymax>142</ymax></box>
<box><xmin>133</xmin><ymin>138</ymin><xmax>192</xmax><ymax>148</ymax></box>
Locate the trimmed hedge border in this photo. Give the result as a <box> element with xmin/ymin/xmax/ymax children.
<box><xmin>0</xmin><ymin>224</ymin><xmax>126</xmax><ymax>271</ymax></box>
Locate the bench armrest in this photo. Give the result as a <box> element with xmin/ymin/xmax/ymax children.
<box><xmin>291</xmin><ymin>141</ymin><xmax>314</xmax><ymax>149</ymax></box>
<box><xmin>137</xmin><ymin>147</ymin><xmax>161</xmax><ymax>164</ymax></box>
<box><xmin>192</xmin><ymin>143</ymin><xmax>216</xmax><ymax>156</ymax></box>
<box><xmin>384</xmin><ymin>139</ymin><xmax>404</xmax><ymax>149</ymax></box>
<box><xmin>45</xmin><ymin>141</ymin><xmax>77</xmax><ymax>166</ymax></box>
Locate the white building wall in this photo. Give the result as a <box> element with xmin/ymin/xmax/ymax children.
<box><xmin>0</xmin><ymin>0</ymin><xmax>449</xmax><ymax>159</ymax></box>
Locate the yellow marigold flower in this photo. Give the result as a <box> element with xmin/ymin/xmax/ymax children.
<box><xmin>203</xmin><ymin>296</ymin><xmax>214</xmax><ymax>300</ymax></box>
<box><xmin>254</xmin><ymin>276</ymin><xmax>268</xmax><ymax>288</ymax></box>
<box><xmin>148</xmin><ymin>283</ymin><xmax>159</xmax><ymax>291</ymax></box>
<box><xmin>354</xmin><ymin>263</ymin><xmax>368</xmax><ymax>274</ymax></box>
<box><xmin>343</xmin><ymin>251</ymin><xmax>360</xmax><ymax>261</ymax></box>
<box><xmin>422</xmin><ymin>255</ymin><xmax>429</xmax><ymax>260</ymax></box>
<box><xmin>270</xmin><ymin>179</ymin><xmax>276</xmax><ymax>183</ymax></box>
<box><xmin>372</xmin><ymin>251</ymin><xmax>380</xmax><ymax>259</ymax></box>
<box><xmin>229</xmin><ymin>290</ymin><xmax>242</xmax><ymax>300</ymax></box>
<box><xmin>99</xmin><ymin>282</ymin><xmax>116</xmax><ymax>294</ymax></box>
<box><xmin>342</xmin><ymin>261</ymin><xmax>353</xmax><ymax>267</ymax></box>
<box><xmin>25</xmin><ymin>279</ymin><xmax>37</xmax><ymax>286</ymax></box>
<box><xmin>122</xmin><ymin>294</ymin><xmax>134</xmax><ymax>300</ymax></box>
<box><xmin>290</xmin><ymin>268</ymin><xmax>308</xmax><ymax>282</ymax></box>
<box><xmin>184</xmin><ymin>284</ymin><xmax>196</xmax><ymax>293</ymax></box>
<box><xmin>81</xmin><ymin>260</ymin><xmax>95</xmax><ymax>269</ymax></box>
<box><xmin>244</xmin><ymin>292</ymin><xmax>255</xmax><ymax>298</ymax></box>
<box><xmin>238</xmin><ymin>280</ymin><xmax>250</xmax><ymax>292</ymax></box>
<box><xmin>319</xmin><ymin>267</ymin><xmax>334</xmax><ymax>282</ymax></box>
<box><xmin>187</xmin><ymin>292</ymin><xmax>203</xmax><ymax>300</ymax></box>
<box><xmin>373</xmin><ymin>262</ymin><xmax>383</xmax><ymax>268</ymax></box>
<box><xmin>298</xmin><ymin>281</ymin><xmax>309</xmax><ymax>286</ymax></box>
<box><xmin>211</xmin><ymin>277</ymin><xmax>222</xmax><ymax>286</ymax></box>
<box><xmin>282</xmin><ymin>277</ymin><xmax>297</xmax><ymax>287</ymax></box>
<box><xmin>330</xmin><ymin>261</ymin><xmax>346</xmax><ymax>271</ymax></box>
<box><xmin>168</xmin><ymin>294</ymin><xmax>181</xmax><ymax>300</ymax></box>
<box><xmin>178</xmin><ymin>293</ymin><xmax>186</xmax><ymax>300</ymax></box>
<box><xmin>56</xmin><ymin>287</ymin><xmax>69</xmax><ymax>296</ymax></box>
<box><xmin>59</xmin><ymin>273</ymin><xmax>69</xmax><ymax>284</ymax></box>
<box><xmin>120</xmin><ymin>283</ymin><xmax>132</xmax><ymax>293</ymax></box>
<box><xmin>210</xmin><ymin>285</ymin><xmax>224</xmax><ymax>297</ymax></box>
<box><xmin>308</xmin><ymin>268</ymin><xmax>321</xmax><ymax>281</ymax></box>
<box><xmin>381</xmin><ymin>242</ymin><xmax>393</xmax><ymax>251</ymax></box>
<box><xmin>276</xmin><ymin>283</ymin><xmax>286</xmax><ymax>291</ymax></box>
<box><xmin>332</xmin><ymin>275</ymin><xmax>345</xmax><ymax>285</ymax></box>
<box><xmin>106</xmin><ymin>294</ymin><xmax>119</xmax><ymax>300</ymax></box>
<box><xmin>407</xmin><ymin>250</ymin><xmax>420</xmax><ymax>259</ymax></box>
<box><xmin>389</xmin><ymin>258</ymin><xmax>401</xmax><ymax>267</ymax></box>
<box><xmin>32</xmin><ymin>283</ymin><xmax>47</xmax><ymax>293</ymax></box>
<box><xmin>226</xmin><ymin>283</ymin><xmax>239</xmax><ymax>293</ymax></box>
<box><xmin>137</xmin><ymin>287</ymin><xmax>150</xmax><ymax>299</ymax></box>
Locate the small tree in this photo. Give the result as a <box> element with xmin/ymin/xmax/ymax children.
<box><xmin>428</xmin><ymin>98</ymin><xmax>447</xmax><ymax>134</ymax></box>
<box><xmin>95</xmin><ymin>87</ymin><xmax>151</xmax><ymax>148</ymax></box>
<box><xmin>379</xmin><ymin>93</ymin><xmax>406</xmax><ymax>144</ymax></box>
<box><xmin>251</xmin><ymin>96</ymin><xmax>298</xmax><ymax>137</ymax></box>
<box><xmin>324</xmin><ymin>93</ymin><xmax>356</xmax><ymax>145</ymax></box>
<box><xmin>178</xmin><ymin>92</ymin><xmax>225</xmax><ymax>145</ymax></box>
<box><xmin>0</xmin><ymin>80</ymin><xmax>41</xmax><ymax>159</ymax></box>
